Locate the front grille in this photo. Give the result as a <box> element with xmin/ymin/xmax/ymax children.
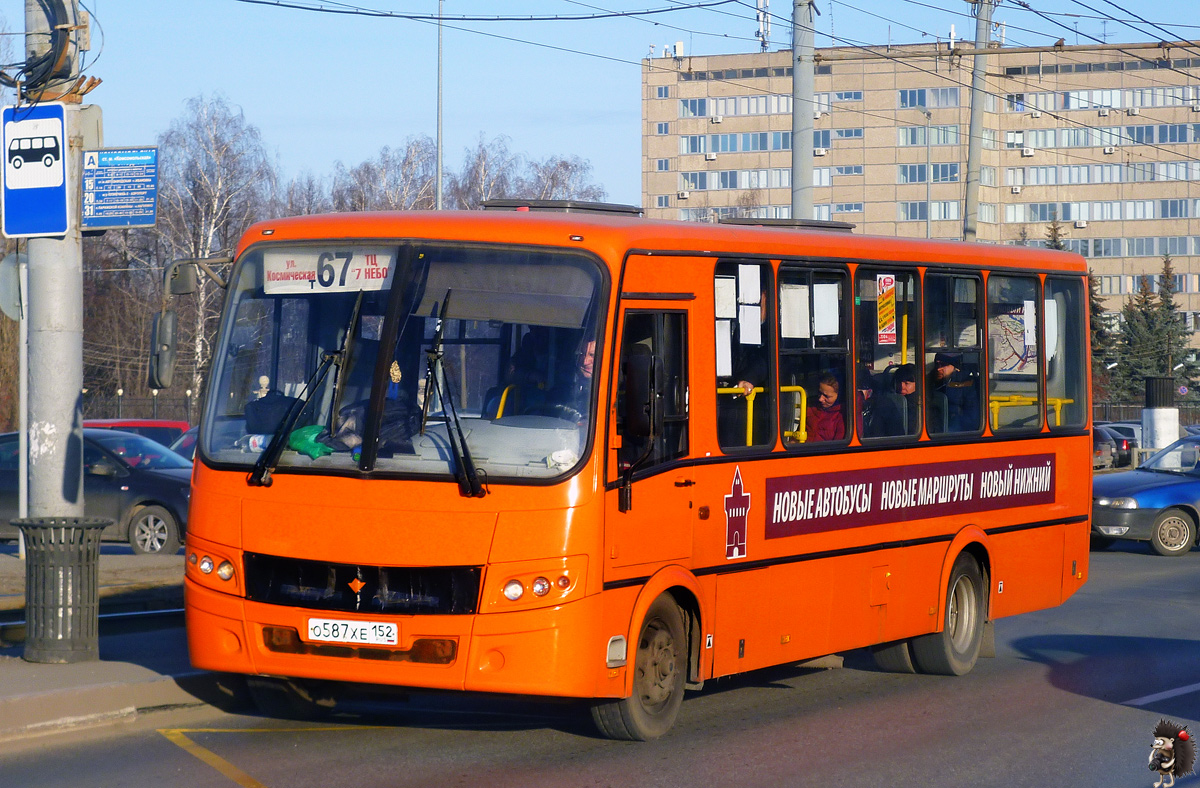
<box><xmin>243</xmin><ymin>552</ymin><xmax>481</xmax><ymax>615</ymax></box>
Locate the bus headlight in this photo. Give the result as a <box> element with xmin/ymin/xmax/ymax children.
<box><xmin>503</xmin><ymin>579</ymin><xmax>524</xmax><ymax>601</ymax></box>
<box><xmin>486</xmin><ymin>555</ymin><xmax>587</xmax><ymax>612</ymax></box>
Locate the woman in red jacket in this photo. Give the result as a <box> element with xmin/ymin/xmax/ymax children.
<box><xmin>806</xmin><ymin>373</ymin><xmax>845</xmax><ymax>442</ymax></box>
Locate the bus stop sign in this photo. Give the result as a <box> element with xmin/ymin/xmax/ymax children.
<box><xmin>1</xmin><ymin>103</ymin><xmax>69</xmax><ymax>238</ymax></box>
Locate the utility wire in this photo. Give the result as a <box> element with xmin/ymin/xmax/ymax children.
<box><xmin>234</xmin><ymin>0</ymin><xmax>740</xmax><ymax>22</ymax></box>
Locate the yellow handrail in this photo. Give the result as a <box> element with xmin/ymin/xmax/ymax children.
<box><xmin>495</xmin><ymin>384</ymin><xmax>516</xmax><ymax>418</ymax></box>
<box><xmin>781</xmin><ymin>385</ymin><xmax>809</xmax><ymax>444</ymax></box>
<box><xmin>717</xmin><ymin>386</ymin><xmax>764</xmax><ymax>446</ymax></box>
<box><xmin>988</xmin><ymin>395</ymin><xmax>1074</xmax><ymax>428</ymax></box>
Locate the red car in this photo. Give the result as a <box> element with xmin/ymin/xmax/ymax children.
<box><xmin>84</xmin><ymin>419</ymin><xmax>190</xmax><ymax>448</ymax></box>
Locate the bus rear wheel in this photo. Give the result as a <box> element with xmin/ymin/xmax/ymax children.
<box><xmin>910</xmin><ymin>553</ymin><xmax>985</xmax><ymax>676</ymax></box>
<box><xmin>591</xmin><ymin>595</ymin><xmax>686</xmax><ymax>741</ymax></box>
<box><xmin>246</xmin><ymin>676</ymin><xmax>336</xmax><ymax>720</ymax></box>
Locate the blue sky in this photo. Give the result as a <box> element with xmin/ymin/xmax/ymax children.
<box><xmin>2</xmin><ymin>1</ymin><xmax>1196</xmax><ymax>205</ymax></box>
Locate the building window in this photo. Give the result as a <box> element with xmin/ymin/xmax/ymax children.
<box><xmin>899</xmin><ymin>202</ymin><xmax>927</xmax><ymax>221</ymax></box>
<box><xmin>814</xmin><ymin>168</ymin><xmax>831</xmax><ymax>187</ymax></box>
<box><xmin>656</xmin><ymin>195</ymin><xmax>670</xmax><ymax>208</ymax></box>
<box><xmin>979</xmin><ymin>203</ymin><xmax>997</xmax><ymax>223</ymax></box>
<box><xmin>834</xmin><ymin>128</ymin><xmax>864</xmax><ymax>139</ymax></box>
<box><xmin>834</xmin><ymin>90</ymin><xmax>863</xmax><ymax>101</ymax></box>
<box><xmin>656</xmin><ymin>159</ymin><xmax>671</xmax><ymax>172</ymax></box>
<box><xmin>656</xmin><ymin>122</ymin><xmax>670</xmax><ymax>135</ymax></box>
<box><xmin>835</xmin><ymin>165</ymin><xmax>864</xmax><ymax>176</ymax></box>
<box><xmin>814</xmin><ymin>129</ymin><xmax>831</xmax><ymax>148</ymax></box>
<box><xmin>981</xmin><ymin>166</ymin><xmax>996</xmax><ymax>186</ymax></box>
<box><xmin>931</xmin><ymin>201</ymin><xmax>960</xmax><ymax>221</ymax></box>
<box><xmin>932</xmin><ymin>163</ymin><xmax>960</xmax><ymax>183</ymax></box>
<box><xmin>898</xmin><ymin>164</ymin><xmax>927</xmax><ymax>184</ymax></box>
<box><xmin>656</xmin><ymin>86</ymin><xmax>670</xmax><ymax>99</ymax></box>
<box><xmin>680</xmin><ymin>98</ymin><xmax>707</xmax><ymax>118</ymax></box>
<box><xmin>833</xmin><ymin>203</ymin><xmax>863</xmax><ymax>213</ymax></box>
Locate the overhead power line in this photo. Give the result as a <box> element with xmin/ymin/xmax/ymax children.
<box><xmin>234</xmin><ymin>0</ymin><xmax>739</xmax><ymax>22</ymax></box>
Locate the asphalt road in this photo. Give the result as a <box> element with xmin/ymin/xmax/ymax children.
<box><xmin>3</xmin><ymin>542</ymin><xmax>1198</xmax><ymax>788</ymax></box>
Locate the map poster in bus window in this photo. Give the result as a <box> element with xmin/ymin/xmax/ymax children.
<box><xmin>876</xmin><ymin>273</ymin><xmax>897</xmax><ymax>345</ymax></box>
<box><xmin>989</xmin><ymin>302</ymin><xmax>1037</xmax><ymax>374</ymax></box>
<box><xmin>262</xmin><ymin>247</ymin><xmax>397</xmax><ymax>294</ymax></box>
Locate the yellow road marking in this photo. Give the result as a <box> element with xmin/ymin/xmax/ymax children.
<box><xmin>158</xmin><ymin>726</ymin><xmax>383</xmax><ymax>787</ymax></box>
<box><xmin>159</xmin><ymin>729</ymin><xmax>269</xmax><ymax>788</ymax></box>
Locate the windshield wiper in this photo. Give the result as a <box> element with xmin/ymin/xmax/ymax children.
<box><xmin>420</xmin><ymin>290</ymin><xmax>486</xmax><ymax>498</ymax></box>
<box><xmin>248</xmin><ymin>291</ymin><xmax>365</xmax><ymax>487</ymax></box>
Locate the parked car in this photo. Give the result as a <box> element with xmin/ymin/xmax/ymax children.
<box><xmin>1092</xmin><ymin>435</ymin><xmax>1200</xmax><ymax>556</ymax></box>
<box><xmin>84</xmin><ymin>419</ymin><xmax>191</xmax><ymax>448</ymax></box>
<box><xmin>1093</xmin><ymin>427</ymin><xmax>1116</xmax><ymax>470</ymax></box>
<box><xmin>1096</xmin><ymin>424</ymin><xmax>1134</xmax><ymax>467</ymax></box>
<box><xmin>169</xmin><ymin>426</ymin><xmax>198</xmax><ymax>461</ymax></box>
<box><xmin>1104</xmin><ymin>421</ymin><xmax>1143</xmax><ymax>447</ymax></box>
<box><xmin>1184</xmin><ymin>424</ymin><xmax>1200</xmax><ymax>437</ymax></box>
<box><xmin>0</xmin><ymin>429</ymin><xmax>191</xmax><ymax>554</ymax></box>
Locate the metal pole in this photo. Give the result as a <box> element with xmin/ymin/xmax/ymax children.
<box><xmin>153</xmin><ymin>389</ymin><xmax>159</xmax><ymax>418</ymax></box>
<box><xmin>962</xmin><ymin>0</ymin><xmax>995</xmax><ymax>242</ymax></box>
<box><xmin>791</xmin><ymin>0</ymin><xmax>814</xmax><ymax>220</ymax></box>
<box><xmin>17</xmin><ymin>250</ymin><xmax>27</xmax><ymax>561</ymax></box>
<box><xmin>925</xmin><ymin>110</ymin><xmax>932</xmax><ymax>239</ymax></box>
<box><xmin>435</xmin><ymin>0</ymin><xmax>443</xmax><ymax>210</ymax></box>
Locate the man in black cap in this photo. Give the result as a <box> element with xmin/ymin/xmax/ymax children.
<box><xmin>928</xmin><ymin>351</ymin><xmax>979</xmax><ymax>434</ymax></box>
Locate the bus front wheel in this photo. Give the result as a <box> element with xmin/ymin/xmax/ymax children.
<box><xmin>591</xmin><ymin>595</ymin><xmax>687</xmax><ymax>741</ymax></box>
<box><xmin>910</xmin><ymin>553</ymin><xmax>985</xmax><ymax>676</ymax></box>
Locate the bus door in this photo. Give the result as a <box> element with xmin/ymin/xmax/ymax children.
<box><xmin>604</xmin><ymin>299</ymin><xmax>693</xmax><ymax>576</ymax></box>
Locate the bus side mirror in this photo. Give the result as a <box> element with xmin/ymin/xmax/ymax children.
<box><xmin>148</xmin><ymin>309</ymin><xmax>178</xmax><ymax>389</ymax></box>
<box><xmin>166</xmin><ymin>260</ymin><xmax>198</xmax><ymax>295</ymax></box>
<box><xmin>623</xmin><ymin>351</ymin><xmax>658</xmax><ymax>439</ymax></box>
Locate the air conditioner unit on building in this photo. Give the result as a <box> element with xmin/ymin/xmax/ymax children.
<box><xmin>1127</xmin><ymin>107</ymin><xmax>1140</xmax><ymax>116</ymax></box>
<box><xmin>710</xmin><ymin>115</ymin><xmax>723</xmax><ymax>124</ymax></box>
<box><xmin>705</xmin><ymin>152</ymin><xmax>717</xmax><ymax>161</ymax></box>
<box><xmin>1021</xmin><ymin>147</ymin><xmax>1035</xmax><ymax>157</ymax></box>
<box><xmin>1011</xmin><ymin>186</ymin><xmax>1022</xmax><ymax>194</ymax></box>
<box><xmin>1103</xmin><ymin>146</ymin><xmax>1116</xmax><ymax>154</ymax></box>
<box><xmin>1192</xmin><ymin>103</ymin><xmax>1200</xmax><ymax>112</ymax></box>
<box><xmin>814</xmin><ymin>147</ymin><xmax>828</xmax><ymax>156</ymax></box>
<box><xmin>677</xmin><ymin>191</ymin><xmax>690</xmax><ymax>200</ymax></box>
<box><xmin>813</xmin><ymin>110</ymin><xmax>822</xmax><ymax>119</ymax></box>
<box><xmin>1030</xmin><ymin>110</ymin><xmax>1042</xmax><ymax>118</ymax></box>
<box><xmin>1074</xmin><ymin>220</ymin><xmax>1088</xmax><ymax>228</ymax></box>
<box><xmin>1098</xmin><ymin>108</ymin><xmax>1110</xmax><ymax>117</ymax></box>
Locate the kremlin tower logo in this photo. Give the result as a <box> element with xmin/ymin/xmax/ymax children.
<box><xmin>724</xmin><ymin>467</ymin><xmax>749</xmax><ymax>559</ymax></box>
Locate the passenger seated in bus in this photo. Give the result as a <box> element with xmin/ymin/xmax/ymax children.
<box><xmin>856</xmin><ymin>366</ymin><xmax>905</xmax><ymax>439</ymax></box>
<box><xmin>806</xmin><ymin>373</ymin><xmax>845</xmax><ymax>442</ymax></box>
<box><xmin>927</xmin><ymin>352</ymin><xmax>979</xmax><ymax>433</ymax></box>
<box><xmin>895</xmin><ymin>364</ymin><xmax>919</xmax><ymax>435</ymax></box>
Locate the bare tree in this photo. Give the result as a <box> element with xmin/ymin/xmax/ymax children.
<box><xmin>447</xmin><ymin>134</ymin><xmax>522</xmax><ymax>210</ymax></box>
<box><xmin>518</xmin><ymin>155</ymin><xmax>606</xmax><ymax>202</ymax></box>
<box><xmin>330</xmin><ymin>136</ymin><xmax>437</xmax><ymax>212</ymax></box>
<box><xmin>279</xmin><ymin>171</ymin><xmax>332</xmax><ymax>216</ymax></box>
<box><xmin>156</xmin><ymin>94</ymin><xmax>275</xmax><ymax>401</ymax></box>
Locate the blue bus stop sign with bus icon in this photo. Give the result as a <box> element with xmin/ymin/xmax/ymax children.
<box><xmin>1</xmin><ymin>103</ymin><xmax>69</xmax><ymax>238</ymax></box>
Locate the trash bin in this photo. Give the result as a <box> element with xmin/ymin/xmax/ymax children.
<box><xmin>14</xmin><ymin>517</ymin><xmax>113</xmax><ymax>664</ymax></box>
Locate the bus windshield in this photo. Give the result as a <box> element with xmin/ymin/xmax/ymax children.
<box><xmin>203</xmin><ymin>242</ymin><xmax>605</xmax><ymax>482</ymax></box>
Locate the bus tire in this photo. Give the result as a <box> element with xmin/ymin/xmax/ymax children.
<box><xmin>1150</xmin><ymin>508</ymin><xmax>1195</xmax><ymax>557</ymax></box>
<box><xmin>11</xmin><ymin>157</ymin><xmax>20</xmax><ymax>169</ymax></box>
<box><xmin>871</xmin><ymin>640</ymin><xmax>917</xmax><ymax>673</ymax></box>
<box><xmin>591</xmin><ymin>595</ymin><xmax>686</xmax><ymax>741</ymax></box>
<box><xmin>910</xmin><ymin>553</ymin><xmax>984</xmax><ymax>676</ymax></box>
<box><xmin>246</xmin><ymin>676</ymin><xmax>336</xmax><ymax>720</ymax></box>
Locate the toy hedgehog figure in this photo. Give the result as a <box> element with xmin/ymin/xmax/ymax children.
<box><xmin>1149</xmin><ymin>718</ymin><xmax>1195</xmax><ymax>788</ymax></box>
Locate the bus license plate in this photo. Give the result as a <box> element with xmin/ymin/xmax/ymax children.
<box><xmin>306</xmin><ymin>618</ymin><xmax>398</xmax><ymax>646</ymax></box>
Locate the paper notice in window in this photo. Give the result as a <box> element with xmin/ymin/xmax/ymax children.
<box><xmin>813</xmin><ymin>283</ymin><xmax>840</xmax><ymax>336</ymax></box>
<box><xmin>1023</xmin><ymin>299</ymin><xmax>1037</xmax><ymax>347</ymax></box>
<box><xmin>739</xmin><ymin>304</ymin><xmax>762</xmax><ymax>345</ymax></box>
<box><xmin>716</xmin><ymin>320</ymin><xmax>733</xmax><ymax>376</ymax></box>
<box><xmin>1044</xmin><ymin>298</ymin><xmax>1058</xmax><ymax>359</ymax></box>
<box><xmin>780</xmin><ymin>284</ymin><xmax>810</xmax><ymax>338</ymax></box>
<box><xmin>715</xmin><ymin>276</ymin><xmax>737</xmax><ymax>318</ymax></box>
<box><xmin>738</xmin><ymin>264</ymin><xmax>761</xmax><ymax>304</ymax></box>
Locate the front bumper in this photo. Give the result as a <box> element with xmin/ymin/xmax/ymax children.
<box><xmin>1091</xmin><ymin>504</ymin><xmax>1159</xmax><ymax>540</ymax></box>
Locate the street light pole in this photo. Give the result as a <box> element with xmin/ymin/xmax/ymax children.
<box><xmin>924</xmin><ymin>108</ymin><xmax>932</xmax><ymax>239</ymax></box>
<box><xmin>435</xmin><ymin>0</ymin><xmax>443</xmax><ymax>210</ymax></box>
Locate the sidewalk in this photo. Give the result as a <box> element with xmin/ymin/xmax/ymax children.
<box><xmin>0</xmin><ymin>545</ymin><xmax>237</xmax><ymax>742</ymax></box>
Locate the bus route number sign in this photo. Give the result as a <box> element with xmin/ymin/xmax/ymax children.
<box><xmin>263</xmin><ymin>247</ymin><xmax>396</xmax><ymax>294</ymax></box>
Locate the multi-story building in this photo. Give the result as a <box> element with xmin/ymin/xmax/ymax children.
<box><xmin>642</xmin><ymin>43</ymin><xmax>1200</xmax><ymax>333</ymax></box>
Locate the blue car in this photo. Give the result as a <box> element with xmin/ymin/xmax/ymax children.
<box><xmin>1092</xmin><ymin>435</ymin><xmax>1200</xmax><ymax>556</ymax></box>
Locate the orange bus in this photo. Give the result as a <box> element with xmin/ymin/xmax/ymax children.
<box><xmin>158</xmin><ymin>206</ymin><xmax>1091</xmax><ymax>739</ymax></box>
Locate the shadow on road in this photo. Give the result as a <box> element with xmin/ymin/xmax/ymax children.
<box><xmin>1012</xmin><ymin>633</ymin><xmax>1200</xmax><ymax>720</ymax></box>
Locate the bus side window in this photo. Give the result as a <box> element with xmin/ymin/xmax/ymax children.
<box><xmin>1044</xmin><ymin>277</ymin><xmax>1087</xmax><ymax>429</ymax></box>
<box><xmin>854</xmin><ymin>269</ymin><xmax>920</xmax><ymax>440</ymax></box>
<box><xmin>924</xmin><ymin>273</ymin><xmax>984</xmax><ymax>435</ymax></box>
<box><xmin>715</xmin><ymin>261</ymin><xmax>774</xmax><ymax>450</ymax></box>
<box><xmin>777</xmin><ymin>265</ymin><xmax>849</xmax><ymax>447</ymax></box>
<box><xmin>617</xmin><ymin>311</ymin><xmax>688</xmax><ymax>471</ymax></box>
<box><xmin>987</xmin><ymin>275</ymin><xmax>1042</xmax><ymax>432</ymax></box>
